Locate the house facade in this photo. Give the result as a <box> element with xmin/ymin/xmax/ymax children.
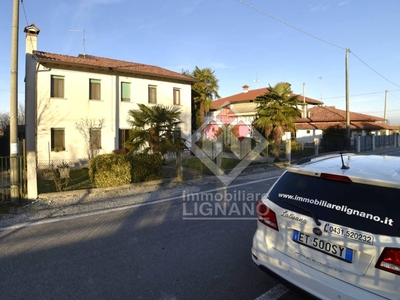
<box><xmin>210</xmin><ymin>85</ymin><xmax>397</xmax><ymax>144</ymax></box>
<box><xmin>209</xmin><ymin>84</ymin><xmax>323</xmax><ymax>140</ymax></box>
<box><xmin>295</xmin><ymin>105</ymin><xmax>397</xmax><ymax>143</ymax></box>
<box><xmin>24</xmin><ymin>24</ymin><xmax>195</xmax><ymax>199</ymax></box>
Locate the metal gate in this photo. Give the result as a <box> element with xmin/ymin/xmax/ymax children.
<box><xmin>0</xmin><ymin>156</ymin><xmax>25</xmax><ymax>201</ymax></box>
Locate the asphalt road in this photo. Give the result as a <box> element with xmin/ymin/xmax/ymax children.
<box><xmin>0</xmin><ymin>174</ymin><xmax>308</xmax><ymax>300</ymax></box>
<box><xmin>3</xmin><ymin>149</ymin><xmax>400</xmax><ymax>300</ymax></box>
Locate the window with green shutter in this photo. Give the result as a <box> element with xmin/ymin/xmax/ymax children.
<box><xmin>121</xmin><ymin>82</ymin><xmax>131</xmax><ymax>102</ymax></box>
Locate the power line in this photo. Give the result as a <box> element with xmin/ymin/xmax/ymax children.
<box><xmin>324</xmin><ymin>89</ymin><xmax>400</xmax><ymax>100</ymax></box>
<box><xmin>388</xmin><ymin>91</ymin><xmax>400</xmax><ymax>101</ymax></box>
<box><xmin>350</xmin><ymin>51</ymin><xmax>400</xmax><ymax>89</ymax></box>
<box><xmin>236</xmin><ymin>0</ymin><xmax>345</xmax><ymax>50</ymax></box>
<box><xmin>236</xmin><ymin>0</ymin><xmax>400</xmax><ymax>89</ymax></box>
<box><xmin>21</xmin><ymin>0</ymin><xmax>29</xmax><ymax>25</ymax></box>
<box><xmin>21</xmin><ymin>0</ymin><xmax>36</xmax><ymax>53</ymax></box>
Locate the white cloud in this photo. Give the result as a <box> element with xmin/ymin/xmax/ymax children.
<box><xmin>210</xmin><ymin>62</ymin><xmax>230</xmax><ymax>69</ymax></box>
<box><xmin>338</xmin><ymin>1</ymin><xmax>349</xmax><ymax>6</ymax></box>
<box><xmin>309</xmin><ymin>3</ymin><xmax>329</xmax><ymax>12</ymax></box>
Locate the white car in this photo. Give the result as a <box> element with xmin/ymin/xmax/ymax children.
<box><xmin>252</xmin><ymin>153</ymin><xmax>400</xmax><ymax>300</ymax></box>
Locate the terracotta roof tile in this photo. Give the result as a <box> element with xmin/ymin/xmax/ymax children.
<box><xmin>211</xmin><ymin>87</ymin><xmax>323</xmax><ymax>109</ymax></box>
<box><xmin>293</xmin><ymin>106</ymin><xmax>398</xmax><ymax>131</ymax></box>
<box><xmin>306</xmin><ymin>106</ymin><xmax>385</xmax><ymax>122</ymax></box>
<box><xmin>33</xmin><ymin>51</ymin><xmax>196</xmax><ymax>83</ymax></box>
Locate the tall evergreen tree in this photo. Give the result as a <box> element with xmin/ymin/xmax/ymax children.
<box><xmin>253</xmin><ymin>82</ymin><xmax>301</xmax><ymax>160</ymax></box>
<box><xmin>184</xmin><ymin>67</ymin><xmax>220</xmax><ymax>130</ymax></box>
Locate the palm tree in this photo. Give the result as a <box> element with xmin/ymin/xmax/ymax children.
<box><xmin>184</xmin><ymin>67</ymin><xmax>221</xmax><ymax>129</ymax></box>
<box><xmin>125</xmin><ymin>104</ymin><xmax>185</xmax><ymax>156</ymax></box>
<box><xmin>253</xmin><ymin>82</ymin><xmax>301</xmax><ymax>161</ymax></box>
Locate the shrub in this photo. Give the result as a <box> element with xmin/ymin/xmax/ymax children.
<box><xmin>89</xmin><ymin>154</ymin><xmax>131</xmax><ymax>188</ymax></box>
<box><xmin>131</xmin><ymin>153</ymin><xmax>162</xmax><ymax>183</ymax></box>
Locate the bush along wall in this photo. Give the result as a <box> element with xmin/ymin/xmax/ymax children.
<box><xmin>131</xmin><ymin>153</ymin><xmax>163</xmax><ymax>183</ymax></box>
<box><xmin>89</xmin><ymin>154</ymin><xmax>131</xmax><ymax>188</ymax></box>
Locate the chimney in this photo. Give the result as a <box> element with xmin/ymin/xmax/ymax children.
<box><xmin>242</xmin><ymin>85</ymin><xmax>249</xmax><ymax>93</ymax></box>
<box><xmin>24</xmin><ymin>24</ymin><xmax>40</xmax><ymax>54</ymax></box>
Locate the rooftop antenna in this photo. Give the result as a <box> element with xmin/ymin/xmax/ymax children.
<box><xmin>254</xmin><ymin>73</ymin><xmax>260</xmax><ymax>88</ymax></box>
<box><xmin>69</xmin><ymin>29</ymin><xmax>86</xmax><ymax>57</ymax></box>
<box><xmin>318</xmin><ymin>75</ymin><xmax>329</xmax><ymax>101</ymax></box>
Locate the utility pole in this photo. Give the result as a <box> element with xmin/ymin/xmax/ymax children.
<box><xmin>10</xmin><ymin>0</ymin><xmax>20</xmax><ymax>203</ymax></box>
<box><xmin>345</xmin><ymin>48</ymin><xmax>350</xmax><ymax>150</ymax></box>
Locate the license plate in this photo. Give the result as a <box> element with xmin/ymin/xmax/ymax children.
<box><xmin>293</xmin><ymin>230</ymin><xmax>353</xmax><ymax>263</ymax></box>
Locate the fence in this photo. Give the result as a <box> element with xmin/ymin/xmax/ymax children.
<box><xmin>354</xmin><ymin>134</ymin><xmax>399</xmax><ymax>152</ymax></box>
<box><xmin>0</xmin><ymin>156</ymin><xmax>25</xmax><ymax>201</ymax></box>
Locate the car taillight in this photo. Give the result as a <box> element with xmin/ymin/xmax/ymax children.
<box><xmin>257</xmin><ymin>201</ymin><xmax>278</xmax><ymax>231</ymax></box>
<box><xmin>375</xmin><ymin>248</ymin><xmax>400</xmax><ymax>276</ymax></box>
<box><xmin>320</xmin><ymin>173</ymin><xmax>352</xmax><ymax>182</ymax></box>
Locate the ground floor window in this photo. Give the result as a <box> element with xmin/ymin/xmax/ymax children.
<box><xmin>89</xmin><ymin>128</ymin><xmax>102</xmax><ymax>150</ymax></box>
<box><xmin>51</xmin><ymin>128</ymin><xmax>65</xmax><ymax>151</ymax></box>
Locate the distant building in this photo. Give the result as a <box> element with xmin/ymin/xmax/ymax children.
<box><xmin>210</xmin><ymin>85</ymin><xmax>397</xmax><ymax>143</ymax></box>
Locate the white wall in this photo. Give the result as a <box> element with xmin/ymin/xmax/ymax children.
<box><xmin>295</xmin><ymin>129</ymin><xmax>323</xmax><ymax>143</ymax></box>
<box><xmin>36</xmin><ymin>66</ymin><xmax>192</xmax><ymax>164</ymax></box>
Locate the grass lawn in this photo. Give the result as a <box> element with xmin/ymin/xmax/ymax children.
<box><xmin>36</xmin><ymin>154</ymin><xmax>282</xmax><ymax>195</ymax></box>
<box><xmin>37</xmin><ymin>168</ymin><xmax>93</xmax><ymax>194</ymax></box>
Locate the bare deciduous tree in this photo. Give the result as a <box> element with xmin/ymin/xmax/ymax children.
<box><xmin>75</xmin><ymin>118</ymin><xmax>105</xmax><ymax>160</ymax></box>
<box><xmin>0</xmin><ymin>102</ymin><xmax>25</xmax><ymax>129</ymax></box>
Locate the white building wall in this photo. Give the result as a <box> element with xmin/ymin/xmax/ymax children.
<box><xmin>295</xmin><ymin>129</ymin><xmax>323</xmax><ymax>143</ymax></box>
<box><xmin>36</xmin><ymin>66</ymin><xmax>192</xmax><ymax>164</ymax></box>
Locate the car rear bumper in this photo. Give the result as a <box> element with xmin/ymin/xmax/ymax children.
<box><xmin>252</xmin><ymin>258</ymin><xmax>318</xmax><ymax>300</ymax></box>
<box><xmin>252</xmin><ymin>232</ymin><xmax>388</xmax><ymax>300</ymax></box>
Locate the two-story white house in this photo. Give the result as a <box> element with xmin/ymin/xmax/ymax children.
<box><xmin>24</xmin><ymin>24</ymin><xmax>195</xmax><ymax>199</ymax></box>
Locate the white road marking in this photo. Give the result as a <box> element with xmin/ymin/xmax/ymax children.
<box><xmin>0</xmin><ymin>176</ymin><xmax>281</xmax><ymax>231</ymax></box>
<box><xmin>255</xmin><ymin>284</ymin><xmax>288</xmax><ymax>300</ymax></box>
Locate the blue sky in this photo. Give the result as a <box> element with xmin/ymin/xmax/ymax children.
<box><xmin>1</xmin><ymin>0</ymin><xmax>400</xmax><ymax>123</ymax></box>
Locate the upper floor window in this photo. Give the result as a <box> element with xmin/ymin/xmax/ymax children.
<box><xmin>51</xmin><ymin>128</ymin><xmax>65</xmax><ymax>151</ymax></box>
<box><xmin>89</xmin><ymin>79</ymin><xmax>101</xmax><ymax>100</ymax></box>
<box><xmin>148</xmin><ymin>85</ymin><xmax>157</xmax><ymax>104</ymax></box>
<box><xmin>51</xmin><ymin>75</ymin><xmax>65</xmax><ymax>98</ymax></box>
<box><xmin>173</xmin><ymin>88</ymin><xmax>181</xmax><ymax>105</ymax></box>
<box><xmin>121</xmin><ymin>82</ymin><xmax>131</xmax><ymax>102</ymax></box>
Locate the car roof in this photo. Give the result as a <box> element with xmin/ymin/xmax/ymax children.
<box><xmin>287</xmin><ymin>154</ymin><xmax>400</xmax><ymax>189</ymax></box>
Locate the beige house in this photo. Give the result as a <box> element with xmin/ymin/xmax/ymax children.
<box><xmin>210</xmin><ymin>85</ymin><xmax>397</xmax><ymax>143</ymax></box>
<box><xmin>24</xmin><ymin>24</ymin><xmax>195</xmax><ymax>199</ymax></box>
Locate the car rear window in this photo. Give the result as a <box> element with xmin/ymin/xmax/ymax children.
<box><xmin>268</xmin><ymin>172</ymin><xmax>400</xmax><ymax>237</ymax></box>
